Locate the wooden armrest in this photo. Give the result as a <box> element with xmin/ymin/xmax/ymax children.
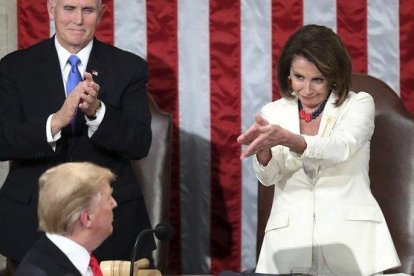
<box><xmin>136</xmin><ymin>269</ymin><xmax>162</xmax><ymax>276</ymax></box>
<box><xmin>100</xmin><ymin>258</ymin><xmax>161</xmax><ymax>276</ymax></box>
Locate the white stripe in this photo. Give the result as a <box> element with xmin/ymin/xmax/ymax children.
<box><xmin>178</xmin><ymin>0</ymin><xmax>211</xmax><ymax>273</ymax></box>
<box><xmin>303</xmin><ymin>0</ymin><xmax>337</xmax><ymax>32</ymax></box>
<box><xmin>241</xmin><ymin>0</ymin><xmax>272</xmax><ymax>271</ymax></box>
<box><xmin>50</xmin><ymin>19</ymin><xmax>56</xmax><ymax>37</ymax></box>
<box><xmin>0</xmin><ymin>0</ymin><xmax>17</xmax><ymax>57</ymax></box>
<box><xmin>367</xmin><ymin>0</ymin><xmax>399</xmax><ymax>95</ymax></box>
<box><xmin>114</xmin><ymin>0</ymin><xmax>147</xmax><ymax>59</ymax></box>
<box><xmin>0</xmin><ymin>0</ymin><xmax>13</xmax><ymax>187</ymax></box>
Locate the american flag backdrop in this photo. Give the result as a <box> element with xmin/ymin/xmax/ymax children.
<box><xmin>2</xmin><ymin>0</ymin><xmax>414</xmax><ymax>274</ymax></box>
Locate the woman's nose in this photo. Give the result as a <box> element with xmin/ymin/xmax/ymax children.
<box><xmin>300</xmin><ymin>81</ymin><xmax>312</xmax><ymax>95</ymax></box>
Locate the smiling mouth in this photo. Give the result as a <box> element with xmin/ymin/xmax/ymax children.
<box><xmin>69</xmin><ymin>29</ymin><xmax>85</xmax><ymax>33</ymax></box>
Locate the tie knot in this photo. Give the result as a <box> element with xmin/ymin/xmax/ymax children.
<box><xmin>67</xmin><ymin>55</ymin><xmax>80</xmax><ymax>67</ymax></box>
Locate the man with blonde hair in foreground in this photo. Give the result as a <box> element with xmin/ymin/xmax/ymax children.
<box><xmin>15</xmin><ymin>162</ymin><xmax>117</xmax><ymax>276</ymax></box>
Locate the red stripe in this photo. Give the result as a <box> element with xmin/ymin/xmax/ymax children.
<box><xmin>96</xmin><ymin>0</ymin><xmax>114</xmax><ymax>45</ymax></box>
<box><xmin>209</xmin><ymin>1</ymin><xmax>241</xmax><ymax>274</ymax></box>
<box><xmin>17</xmin><ymin>0</ymin><xmax>49</xmax><ymax>49</ymax></box>
<box><xmin>271</xmin><ymin>0</ymin><xmax>303</xmax><ymax>100</ymax></box>
<box><xmin>399</xmin><ymin>1</ymin><xmax>414</xmax><ymax>115</ymax></box>
<box><xmin>146</xmin><ymin>1</ymin><xmax>180</xmax><ymax>273</ymax></box>
<box><xmin>337</xmin><ymin>0</ymin><xmax>367</xmax><ymax>73</ymax></box>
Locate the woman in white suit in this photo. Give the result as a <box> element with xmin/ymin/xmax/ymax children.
<box><xmin>237</xmin><ymin>25</ymin><xmax>400</xmax><ymax>275</ymax></box>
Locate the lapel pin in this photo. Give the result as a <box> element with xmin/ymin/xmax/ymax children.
<box><xmin>92</xmin><ymin>70</ymin><xmax>99</xmax><ymax>76</ymax></box>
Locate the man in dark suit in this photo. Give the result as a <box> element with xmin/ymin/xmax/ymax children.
<box><xmin>15</xmin><ymin>162</ymin><xmax>117</xmax><ymax>276</ymax></box>
<box><xmin>0</xmin><ymin>0</ymin><xmax>154</xmax><ymax>267</ymax></box>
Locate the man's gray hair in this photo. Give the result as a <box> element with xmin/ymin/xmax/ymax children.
<box><xmin>49</xmin><ymin>0</ymin><xmax>103</xmax><ymax>8</ymax></box>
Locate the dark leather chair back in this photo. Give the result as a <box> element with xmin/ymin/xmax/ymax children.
<box><xmin>351</xmin><ymin>73</ymin><xmax>414</xmax><ymax>274</ymax></box>
<box><xmin>256</xmin><ymin>73</ymin><xmax>414</xmax><ymax>274</ymax></box>
<box><xmin>131</xmin><ymin>94</ymin><xmax>172</xmax><ymax>273</ymax></box>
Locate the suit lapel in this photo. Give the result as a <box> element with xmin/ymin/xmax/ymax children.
<box><xmin>86</xmin><ymin>39</ymin><xmax>107</xmax><ymax>97</ymax></box>
<box><xmin>39</xmin><ymin>38</ymin><xmax>67</xmax><ymax>112</ymax></box>
<box><xmin>318</xmin><ymin>92</ymin><xmax>341</xmax><ymax>137</ymax></box>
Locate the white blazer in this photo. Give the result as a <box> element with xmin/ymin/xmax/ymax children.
<box><xmin>254</xmin><ymin>92</ymin><xmax>400</xmax><ymax>275</ymax></box>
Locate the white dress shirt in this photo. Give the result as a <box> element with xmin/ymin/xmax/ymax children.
<box><xmin>46</xmin><ymin>233</ymin><xmax>93</xmax><ymax>276</ymax></box>
<box><xmin>46</xmin><ymin>36</ymin><xmax>106</xmax><ymax>148</ymax></box>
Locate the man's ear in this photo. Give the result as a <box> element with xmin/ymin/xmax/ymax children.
<box><xmin>97</xmin><ymin>4</ymin><xmax>106</xmax><ymax>24</ymax></box>
<box><xmin>79</xmin><ymin>209</ymin><xmax>93</xmax><ymax>228</ymax></box>
<box><xmin>47</xmin><ymin>0</ymin><xmax>55</xmax><ymax>21</ymax></box>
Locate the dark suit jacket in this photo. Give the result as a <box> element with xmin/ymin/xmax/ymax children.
<box><xmin>0</xmin><ymin>37</ymin><xmax>154</xmax><ymax>261</ymax></box>
<box><xmin>15</xmin><ymin>235</ymin><xmax>82</xmax><ymax>276</ymax></box>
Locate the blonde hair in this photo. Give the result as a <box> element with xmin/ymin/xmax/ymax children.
<box><xmin>38</xmin><ymin>162</ymin><xmax>115</xmax><ymax>234</ymax></box>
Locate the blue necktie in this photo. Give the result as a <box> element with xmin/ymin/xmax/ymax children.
<box><xmin>66</xmin><ymin>55</ymin><xmax>82</xmax><ymax>95</ymax></box>
<box><xmin>66</xmin><ymin>55</ymin><xmax>82</xmax><ymax>130</ymax></box>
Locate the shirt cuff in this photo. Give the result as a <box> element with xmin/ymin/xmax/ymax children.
<box><xmin>85</xmin><ymin>101</ymin><xmax>106</xmax><ymax>137</ymax></box>
<box><xmin>46</xmin><ymin>114</ymin><xmax>61</xmax><ymax>151</ymax></box>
